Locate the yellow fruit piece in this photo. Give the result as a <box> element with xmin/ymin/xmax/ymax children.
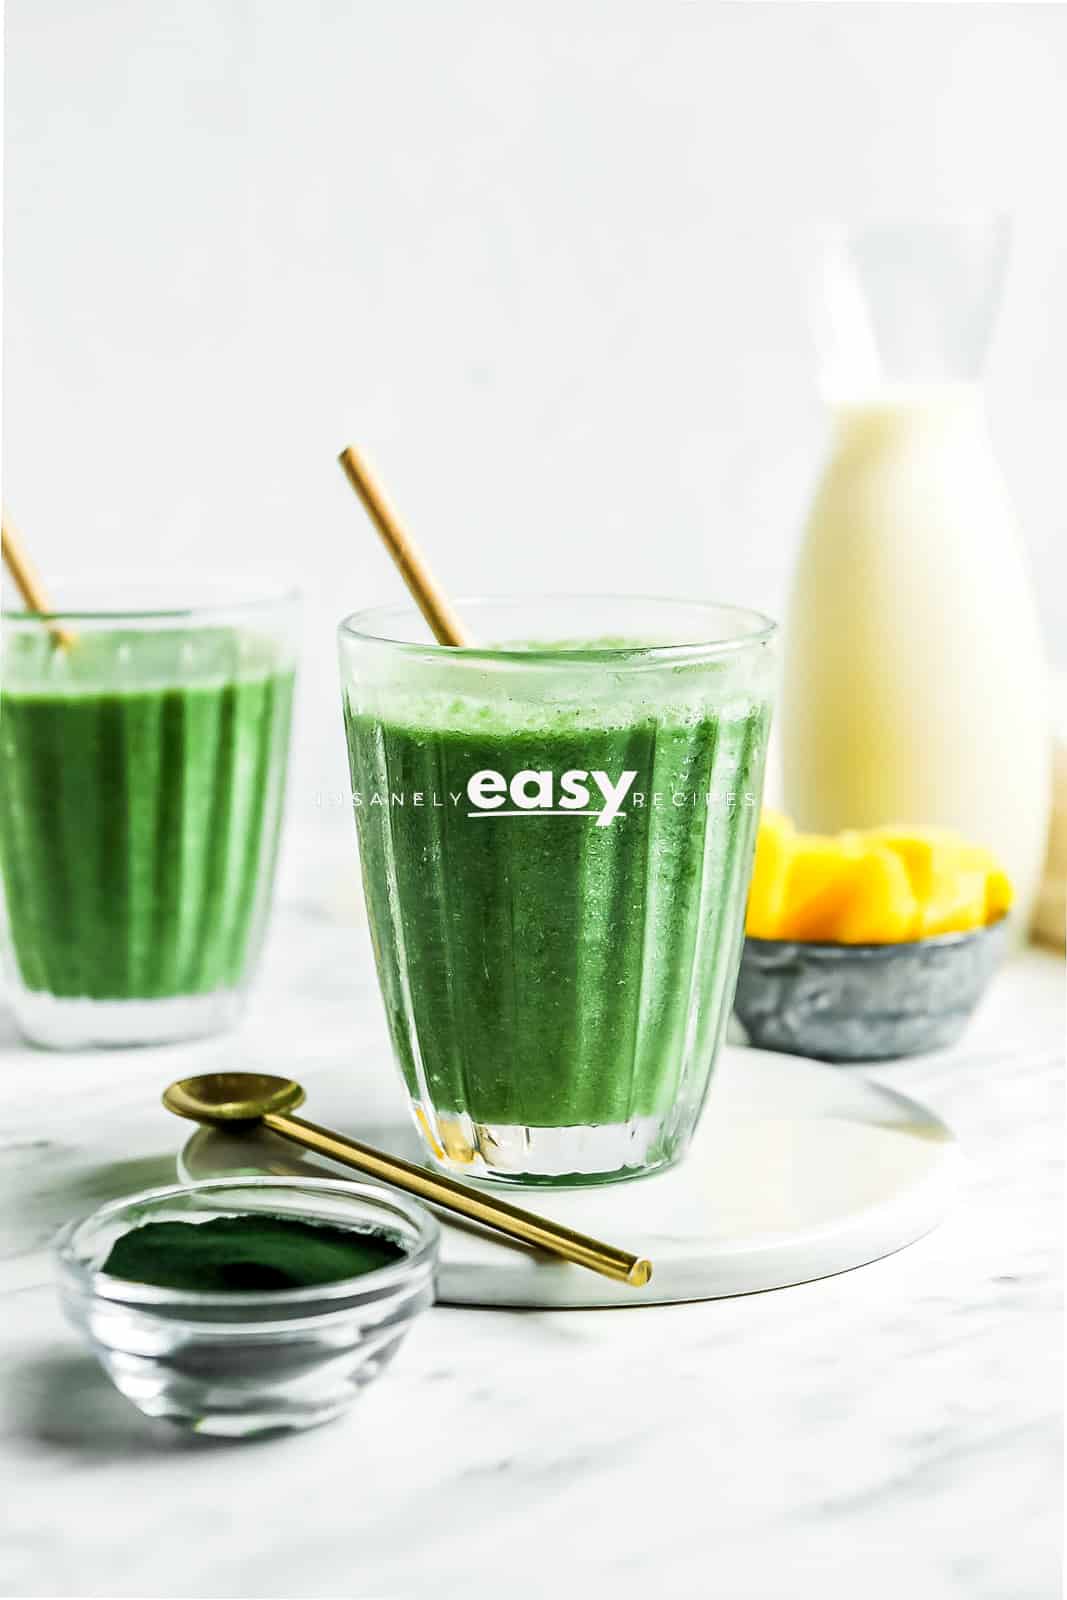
<box><xmin>867</xmin><ymin>826</ymin><xmax>960</xmax><ymax>899</ymax></box>
<box><xmin>746</xmin><ymin>810</ymin><xmax>795</xmax><ymax>938</ymax></box>
<box><xmin>869</xmin><ymin>825</ymin><xmax>1012</xmax><ymax>932</ymax></box>
<box><xmin>954</xmin><ymin>845</ymin><xmax>1014</xmax><ymax>923</ymax></box>
<box><xmin>954</xmin><ymin>844</ymin><xmax>1014</xmax><ymax>926</ymax></box>
<box><xmin>777</xmin><ymin>834</ymin><xmax>864</xmax><ymax>942</ymax></box>
<box><xmin>984</xmin><ymin>866</ymin><xmax>1014</xmax><ymax>922</ymax></box>
<box><xmin>749</xmin><ymin>816</ymin><xmax>1013</xmax><ymax>943</ymax></box>
<box><xmin>914</xmin><ymin>861</ymin><xmax>988</xmax><ymax>936</ymax></box>
<box><xmin>827</xmin><ymin>844</ymin><xmax>918</xmax><ymax>944</ymax></box>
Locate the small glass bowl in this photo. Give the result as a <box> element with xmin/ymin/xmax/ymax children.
<box><xmin>54</xmin><ymin>1177</ymin><xmax>439</xmax><ymax>1438</ymax></box>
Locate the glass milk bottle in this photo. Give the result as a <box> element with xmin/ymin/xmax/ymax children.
<box><xmin>781</xmin><ymin>219</ymin><xmax>1050</xmax><ymax>927</ymax></box>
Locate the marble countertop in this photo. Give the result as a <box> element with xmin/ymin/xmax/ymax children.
<box><xmin>0</xmin><ymin>872</ymin><xmax>1062</xmax><ymax>1600</ymax></box>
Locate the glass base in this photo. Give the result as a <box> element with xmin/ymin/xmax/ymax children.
<box><xmin>414</xmin><ymin>1104</ymin><xmax>684</xmax><ymax>1186</ymax></box>
<box><xmin>7</xmin><ymin>988</ymin><xmax>246</xmax><ymax>1050</ymax></box>
<box><xmin>102</xmin><ymin>1342</ymin><xmax>405</xmax><ymax>1438</ymax></box>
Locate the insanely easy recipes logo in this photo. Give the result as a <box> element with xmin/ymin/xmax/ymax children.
<box><xmin>344</xmin><ymin>767</ymin><xmax>757</xmax><ymax>827</ymax></box>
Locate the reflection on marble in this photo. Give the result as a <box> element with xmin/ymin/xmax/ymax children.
<box><xmin>0</xmin><ymin>861</ymin><xmax>1062</xmax><ymax>1599</ymax></box>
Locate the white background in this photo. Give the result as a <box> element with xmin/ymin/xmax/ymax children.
<box><xmin>4</xmin><ymin>2</ymin><xmax>1066</xmax><ymax>837</ymax></box>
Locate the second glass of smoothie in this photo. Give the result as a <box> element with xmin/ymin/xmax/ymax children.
<box><xmin>339</xmin><ymin>596</ymin><xmax>776</xmax><ymax>1185</ymax></box>
<box><xmin>0</xmin><ymin>580</ymin><xmax>298</xmax><ymax>1048</ymax></box>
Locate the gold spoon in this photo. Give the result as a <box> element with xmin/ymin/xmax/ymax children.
<box><xmin>163</xmin><ymin>1072</ymin><xmax>652</xmax><ymax>1288</ymax></box>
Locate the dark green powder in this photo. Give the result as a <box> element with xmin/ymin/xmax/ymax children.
<box><xmin>101</xmin><ymin>1215</ymin><xmax>406</xmax><ymax>1293</ymax></box>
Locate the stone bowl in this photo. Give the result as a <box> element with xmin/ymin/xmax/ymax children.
<box><xmin>733</xmin><ymin>917</ymin><xmax>1009</xmax><ymax>1063</ymax></box>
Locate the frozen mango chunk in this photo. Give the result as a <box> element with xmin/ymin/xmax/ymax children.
<box><xmin>870</xmin><ymin>825</ymin><xmax>1012</xmax><ymax>934</ymax></box>
<box><xmin>827</xmin><ymin>844</ymin><xmax>917</xmax><ymax>944</ymax></box>
<box><xmin>914</xmin><ymin>863</ymin><xmax>987</xmax><ymax>936</ymax></box>
<box><xmin>868</xmin><ymin>826</ymin><xmax>961</xmax><ymax>899</ymax></box>
<box><xmin>984</xmin><ymin>866</ymin><xmax>1014</xmax><ymax>922</ymax></box>
<box><xmin>955</xmin><ymin>843</ymin><xmax>1014</xmax><ymax>924</ymax></box>
<box><xmin>776</xmin><ymin>833</ymin><xmax>864</xmax><ymax>942</ymax></box>
<box><xmin>746</xmin><ymin>810</ymin><xmax>795</xmax><ymax>938</ymax></box>
<box><xmin>748</xmin><ymin>815</ymin><xmax>1012</xmax><ymax>944</ymax></box>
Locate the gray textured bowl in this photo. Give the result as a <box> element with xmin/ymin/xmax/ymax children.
<box><xmin>734</xmin><ymin>917</ymin><xmax>1009</xmax><ymax>1063</ymax></box>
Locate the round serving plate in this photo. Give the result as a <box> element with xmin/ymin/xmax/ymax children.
<box><xmin>178</xmin><ymin>1046</ymin><xmax>959</xmax><ymax>1309</ymax></box>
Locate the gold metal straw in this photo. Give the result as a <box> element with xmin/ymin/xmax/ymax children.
<box><xmin>337</xmin><ymin>444</ymin><xmax>474</xmax><ymax>647</ymax></box>
<box><xmin>1</xmin><ymin>514</ymin><xmax>75</xmax><ymax>648</ymax></box>
<box><xmin>163</xmin><ymin>1073</ymin><xmax>653</xmax><ymax>1287</ymax></box>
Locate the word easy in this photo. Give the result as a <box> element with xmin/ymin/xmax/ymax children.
<box><xmin>467</xmin><ymin>769</ymin><xmax>638</xmax><ymax>828</ymax></box>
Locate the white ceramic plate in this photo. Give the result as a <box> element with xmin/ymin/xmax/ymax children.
<box><xmin>179</xmin><ymin>1046</ymin><xmax>959</xmax><ymax>1309</ymax></box>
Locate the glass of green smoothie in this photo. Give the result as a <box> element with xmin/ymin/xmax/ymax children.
<box><xmin>0</xmin><ymin>580</ymin><xmax>298</xmax><ymax>1048</ymax></box>
<box><xmin>338</xmin><ymin>595</ymin><xmax>776</xmax><ymax>1186</ymax></box>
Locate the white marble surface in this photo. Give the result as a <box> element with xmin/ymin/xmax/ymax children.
<box><xmin>0</xmin><ymin>886</ymin><xmax>1062</xmax><ymax>1600</ymax></box>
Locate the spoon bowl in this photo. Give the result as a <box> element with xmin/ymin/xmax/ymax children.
<box><xmin>163</xmin><ymin>1072</ymin><xmax>305</xmax><ymax>1125</ymax></box>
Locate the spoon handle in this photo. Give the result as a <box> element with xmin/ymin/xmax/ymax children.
<box><xmin>261</xmin><ymin>1110</ymin><xmax>651</xmax><ymax>1287</ymax></box>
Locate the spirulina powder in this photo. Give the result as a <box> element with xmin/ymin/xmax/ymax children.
<box><xmin>101</xmin><ymin>1215</ymin><xmax>405</xmax><ymax>1293</ymax></box>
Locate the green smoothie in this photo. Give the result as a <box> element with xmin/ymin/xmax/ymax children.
<box><xmin>345</xmin><ymin>684</ymin><xmax>769</xmax><ymax>1142</ymax></box>
<box><xmin>0</xmin><ymin>628</ymin><xmax>294</xmax><ymax>1006</ymax></box>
